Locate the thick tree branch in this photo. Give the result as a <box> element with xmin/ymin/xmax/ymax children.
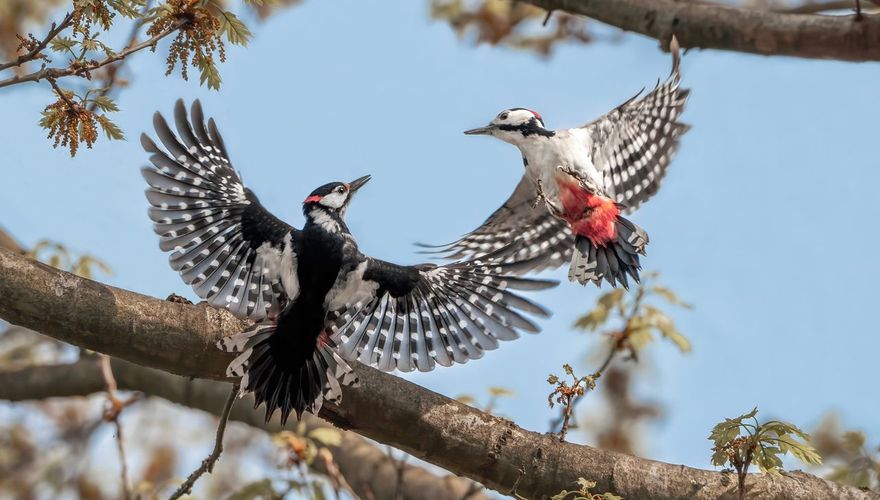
<box><xmin>0</xmin><ymin>247</ymin><xmax>873</xmax><ymax>499</ymax></box>
<box><xmin>522</xmin><ymin>0</ymin><xmax>880</xmax><ymax>61</ymax></box>
<box><xmin>0</xmin><ymin>357</ymin><xmax>488</xmax><ymax>500</ymax></box>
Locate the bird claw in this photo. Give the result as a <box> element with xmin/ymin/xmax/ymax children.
<box><xmin>556</xmin><ymin>165</ymin><xmax>598</xmax><ymax>193</ymax></box>
<box><xmin>533</xmin><ymin>179</ymin><xmax>549</xmax><ymax>208</ymax></box>
<box><xmin>533</xmin><ymin>178</ymin><xmax>564</xmax><ymax>217</ymax></box>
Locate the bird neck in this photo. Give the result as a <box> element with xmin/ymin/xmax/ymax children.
<box><xmin>304</xmin><ymin>206</ymin><xmax>348</xmax><ymax>234</ymax></box>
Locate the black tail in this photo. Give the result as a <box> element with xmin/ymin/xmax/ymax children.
<box><xmin>569</xmin><ymin>216</ymin><xmax>649</xmax><ymax>288</ymax></box>
<box><xmin>218</xmin><ymin>324</ymin><xmax>359</xmax><ymax>424</ymax></box>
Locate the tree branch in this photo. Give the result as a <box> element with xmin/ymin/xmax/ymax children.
<box><xmin>0</xmin><ymin>247</ymin><xmax>873</xmax><ymax>499</ymax></box>
<box><xmin>0</xmin><ymin>12</ymin><xmax>74</xmax><ymax>73</ymax></box>
<box><xmin>0</xmin><ymin>19</ymin><xmax>187</xmax><ymax>90</ymax></box>
<box><xmin>521</xmin><ymin>0</ymin><xmax>880</xmax><ymax>61</ymax></box>
<box><xmin>0</xmin><ymin>357</ymin><xmax>488</xmax><ymax>500</ymax></box>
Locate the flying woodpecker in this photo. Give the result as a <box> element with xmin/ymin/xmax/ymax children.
<box><xmin>141</xmin><ymin>100</ymin><xmax>556</xmax><ymax>423</ymax></box>
<box><xmin>433</xmin><ymin>37</ymin><xmax>689</xmax><ymax>288</ymax></box>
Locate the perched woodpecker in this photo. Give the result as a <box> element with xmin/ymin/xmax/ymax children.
<box><xmin>433</xmin><ymin>38</ymin><xmax>689</xmax><ymax>288</ymax></box>
<box><xmin>141</xmin><ymin>100</ymin><xmax>556</xmax><ymax>423</ymax></box>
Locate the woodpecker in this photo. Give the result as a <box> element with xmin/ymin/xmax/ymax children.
<box><xmin>142</xmin><ymin>100</ymin><xmax>556</xmax><ymax>423</ymax></box>
<box><xmin>432</xmin><ymin>38</ymin><xmax>689</xmax><ymax>288</ymax></box>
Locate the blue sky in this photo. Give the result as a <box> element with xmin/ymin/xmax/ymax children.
<box><xmin>2</xmin><ymin>0</ymin><xmax>879</xmax><ymax>471</ymax></box>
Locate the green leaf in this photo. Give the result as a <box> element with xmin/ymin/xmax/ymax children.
<box><xmin>573</xmin><ymin>307</ymin><xmax>608</xmax><ymax>331</ymax></box>
<box><xmin>199</xmin><ymin>60</ymin><xmax>222</xmax><ymax>90</ymax></box>
<box><xmin>91</xmin><ymin>95</ymin><xmax>119</xmax><ymax>112</ymax></box>
<box><xmin>774</xmin><ymin>433</ymin><xmax>822</xmax><ymax>466</ymax></box>
<box><xmin>308</xmin><ymin>427</ymin><xmax>343</xmax><ymax>447</ymax></box>
<box><xmin>49</xmin><ymin>36</ymin><xmax>78</xmax><ymax>53</ymax></box>
<box><xmin>81</xmin><ymin>37</ymin><xmax>99</xmax><ymax>51</ymax></box>
<box><xmin>488</xmin><ymin>386</ymin><xmax>514</xmax><ymax>398</ymax></box>
<box><xmin>218</xmin><ymin>11</ymin><xmax>252</xmax><ymax>46</ymax></box>
<box><xmin>95</xmin><ymin>114</ymin><xmax>125</xmax><ymax>140</ymax></box>
<box><xmin>651</xmin><ymin>285</ymin><xmax>692</xmax><ymax>309</ymax></box>
<box><xmin>456</xmin><ymin>394</ymin><xmax>476</xmax><ymax>405</ymax></box>
<box><xmin>108</xmin><ymin>0</ymin><xmax>144</xmax><ymax>18</ymax></box>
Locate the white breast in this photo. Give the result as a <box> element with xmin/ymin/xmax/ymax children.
<box><xmin>522</xmin><ymin>130</ymin><xmax>602</xmax><ymax>200</ymax></box>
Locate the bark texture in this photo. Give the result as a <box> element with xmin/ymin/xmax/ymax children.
<box><xmin>0</xmin><ymin>358</ymin><xmax>488</xmax><ymax>500</ymax></box>
<box><xmin>524</xmin><ymin>0</ymin><xmax>880</xmax><ymax>61</ymax></box>
<box><xmin>0</xmin><ymin>247</ymin><xmax>875</xmax><ymax>499</ymax></box>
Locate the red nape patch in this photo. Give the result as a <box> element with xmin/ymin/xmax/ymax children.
<box><xmin>555</xmin><ymin>174</ymin><xmax>620</xmax><ymax>246</ymax></box>
<box><xmin>303</xmin><ymin>195</ymin><xmax>323</xmax><ymax>204</ymax></box>
<box><xmin>528</xmin><ymin>109</ymin><xmax>543</xmax><ymax>122</ymax></box>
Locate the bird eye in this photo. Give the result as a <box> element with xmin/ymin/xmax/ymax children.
<box><xmin>337</xmin><ymin>186</ymin><xmax>346</xmax><ymax>193</ymax></box>
<box><xmin>499</xmin><ymin>112</ymin><xmax>509</xmax><ymax>120</ymax></box>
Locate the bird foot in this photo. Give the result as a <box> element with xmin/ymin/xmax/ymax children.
<box><xmin>533</xmin><ymin>177</ymin><xmax>564</xmax><ymax>217</ymax></box>
<box><xmin>556</xmin><ymin>165</ymin><xmax>598</xmax><ymax>193</ymax></box>
<box><xmin>166</xmin><ymin>293</ymin><xmax>193</xmax><ymax>305</ymax></box>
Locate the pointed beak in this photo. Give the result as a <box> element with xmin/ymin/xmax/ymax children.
<box><xmin>464</xmin><ymin>125</ymin><xmax>494</xmax><ymax>135</ymax></box>
<box><xmin>348</xmin><ymin>175</ymin><xmax>371</xmax><ymax>193</ymax></box>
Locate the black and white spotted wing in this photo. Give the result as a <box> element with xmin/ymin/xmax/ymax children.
<box><xmin>581</xmin><ymin>37</ymin><xmax>690</xmax><ymax>212</ymax></box>
<box><xmin>421</xmin><ymin>175</ymin><xmax>573</xmax><ymax>275</ymax></box>
<box><xmin>329</xmin><ymin>255</ymin><xmax>557</xmax><ymax>373</ymax></box>
<box><xmin>142</xmin><ymin>99</ymin><xmax>299</xmax><ymax>321</ymax></box>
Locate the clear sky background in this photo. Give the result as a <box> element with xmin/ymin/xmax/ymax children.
<box><xmin>2</xmin><ymin>0</ymin><xmax>878</xmax><ymax>472</ymax></box>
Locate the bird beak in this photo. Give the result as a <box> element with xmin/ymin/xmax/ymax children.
<box><xmin>348</xmin><ymin>175</ymin><xmax>371</xmax><ymax>193</ymax></box>
<box><xmin>464</xmin><ymin>125</ymin><xmax>494</xmax><ymax>135</ymax></box>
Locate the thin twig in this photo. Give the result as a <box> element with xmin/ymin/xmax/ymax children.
<box><xmin>542</xmin><ymin>9</ymin><xmax>554</xmax><ymax>26</ymax></box>
<box><xmin>87</xmin><ymin>0</ymin><xmax>153</xmax><ymax>112</ymax></box>
<box><xmin>385</xmin><ymin>446</ymin><xmax>408</xmax><ymax>500</ymax></box>
<box><xmin>99</xmin><ymin>354</ymin><xmax>140</xmax><ymax>500</ymax></box>
<box><xmin>554</xmin><ymin>285</ymin><xmax>648</xmax><ymax>440</ymax></box>
<box><xmin>0</xmin><ymin>12</ymin><xmax>74</xmax><ymax>72</ymax></box>
<box><xmin>47</xmin><ymin>77</ymin><xmax>77</xmax><ymax>111</ymax></box>
<box><xmin>168</xmin><ymin>383</ymin><xmax>239</xmax><ymax>500</ymax></box>
<box><xmin>0</xmin><ymin>18</ymin><xmax>188</xmax><ymax>90</ymax></box>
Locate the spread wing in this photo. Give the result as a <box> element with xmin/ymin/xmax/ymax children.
<box><xmin>582</xmin><ymin>36</ymin><xmax>690</xmax><ymax>212</ymax></box>
<box><xmin>421</xmin><ymin>174</ymin><xmax>573</xmax><ymax>275</ymax></box>
<box><xmin>328</xmin><ymin>255</ymin><xmax>557</xmax><ymax>373</ymax></box>
<box><xmin>142</xmin><ymin>99</ymin><xmax>300</xmax><ymax>322</ymax></box>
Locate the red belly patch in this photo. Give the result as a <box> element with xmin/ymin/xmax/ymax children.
<box><xmin>556</xmin><ymin>174</ymin><xmax>619</xmax><ymax>246</ymax></box>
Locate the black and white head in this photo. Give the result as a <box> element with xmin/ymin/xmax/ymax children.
<box><xmin>464</xmin><ymin>108</ymin><xmax>553</xmax><ymax>145</ymax></box>
<box><xmin>303</xmin><ymin>175</ymin><xmax>371</xmax><ymax>217</ymax></box>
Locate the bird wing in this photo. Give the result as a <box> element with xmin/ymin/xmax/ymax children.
<box><xmin>422</xmin><ymin>174</ymin><xmax>574</xmax><ymax>274</ymax></box>
<box><xmin>142</xmin><ymin>99</ymin><xmax>300</xmax><ymax>322</ymax></box>
<box><xmin>580</xmin><ymin>37</ymin><xmax>690</xmax><ymax>212</ymax></box>
<box><xmin>328</xmin><ymin>255</ymin><xmax>557</xmax><ymax>373</ymax></box>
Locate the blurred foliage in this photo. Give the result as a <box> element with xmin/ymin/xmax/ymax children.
<box><xmin>811</xmin><ymin>414</ymin><xmax>879</xmax><ymax>490</ymax></box>
<box><xmin>574</xmin><ymin>272</ymin><xmax>693</xmax><ymax>357</ymax></box>
<box><xmin>431</xmin><ymin>0</ymin><xmax>592</xmax><ymax>56</ymax></box>
<box><xmin>457</xmin><ymin>386</ymin><xmax>514</xmax><ymax>414</ymax></box>
<box><xmin>27</xmin><ymin>239</ymin><xmax>112</xmax><ymax>279</ymax></box>
<box><xmin>549</xmin><ymin>477</ymin><xmax>623</xmax><ymax>500</ymax></box>
<box><xmin>556</xmin><ymin>273</ymin><xmax>688</xmax><ymax>453</ymax></box>
<box><xmin>710</xmin><ymin>407</ymin><xmax>822</xmax><ymax>498</ymax></box>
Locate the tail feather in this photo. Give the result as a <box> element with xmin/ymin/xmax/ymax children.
<box><xmin>217</xmin><ymin>324</ymin><xmax>359</xmax><ymax>423</ymax></box>
<box><xmin>569</xmin><ymin>216</ymin><xmax>648</xmax><ymax>288</ymax></box>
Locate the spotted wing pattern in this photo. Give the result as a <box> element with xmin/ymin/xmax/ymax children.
<box><xmin>142</xmin><ymin>99</ymin><xmax>299</xmax><ymax>321</ymax></box>
<box><xmin>329</xmin><ymin>255</ymin><xmax>557</xmax><ymax>373</ymax></box>
<box><xmin>582</xmin><ymin>37</ymin><xmax>690</xmax><ymax>212</ymax></box>
<box><xmin>422</xmin><ymin>175</ymin><xmax>573</xmax><ymax>275</ymax></box>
